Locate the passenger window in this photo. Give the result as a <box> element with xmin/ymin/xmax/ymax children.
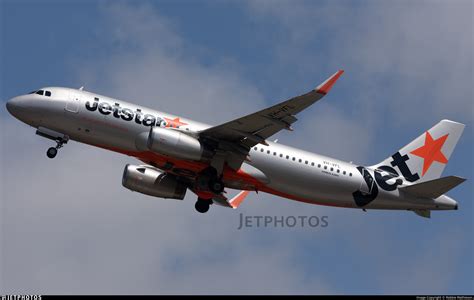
<box><xmin>260</xmin><ymin>148</ymin><xmax>264</xmax><ymax>152</ymax></box>
<box><xmin>45</xmin><ymin>91</ymin><xmax>51</xmax><ymax>97</ymax></box>
<box><xmin>337</xmin><ymin>169</ymin><xmax>340</xmax><ymax>173</ymax></box>
<box><xmin>254</xmin><ymin>147</ymin><xmax>257</xmax><ymax>151</ymax></box>
<box><xmin>330</xmin><ymin>167</ymin><xmax>333</xmax><ymax>171</ymax></box>
<box><xmin>292</xmin><ymin>157</ymin><xmax>295</xmax><ymax>161</ymax></box>
<box><xmin>311</xmin><ymin>162</ymin><xmax>314</xmax><ymax>166</ymax></box>
<box><xmin>349</xmin><ymin>173</ymin><xmax>353</xmax><ymax>177</ymax></box>
<box><xmin>343</xmin><ymin>171</ymin><xmax>346</xmax><ymax>175</ymax></box>
<box><xmin>318</xmin><ymin>164</ymin><xmax>321</xmax><ymax>168</ymax></box>
<box><xmin>298</xmin><ymin>159</ymin><xmax>302</xmax><ymax>163</ymax></box>
<box><xmin>286</xmin><ymin>155</ymin><xmax>289</xmax><ymax>159</ymax></box>
<box><xmin>305</xmin><ymin>160</ymin><xmax>308</xmax><ymax>164</ymax></box>
<box><xmin>36</xmin><ymin>90</ymin><xmax>44</xmax><ymax>95</ymax></box>
<box><xmin>279</xmin><ymin>154</ymin><xmax>283</xmax><ymax>158</ymax></box>
<box><xmin>273</xmin><ymin>152</ymin><xmax>276</xmax><ymax>156</ymax></box>
<box><xmin>324</xmin><ymin>166</ymin><xmax>327</xmax><ymax>170</ymax></box>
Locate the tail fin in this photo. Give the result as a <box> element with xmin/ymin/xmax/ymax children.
<box><xmin>373</xmin><ymin>120</ymin><xmax>465</xmax><ymax>183</ymax></box>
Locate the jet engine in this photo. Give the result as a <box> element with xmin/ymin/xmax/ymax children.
<box><xmin>122</xmin><ymin>164</ymin><xmax>187</xmax><ymax>200</ymax></box>
<box><xmin>147</xmin><ymin>126</ymin><xmax>211</xmax><ymax>161</ymax></box>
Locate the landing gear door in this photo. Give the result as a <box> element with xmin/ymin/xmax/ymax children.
<box><xmin>66</xmin><ymin>92</ymin><xmax>80</xmax><ymax>113</ymax></box>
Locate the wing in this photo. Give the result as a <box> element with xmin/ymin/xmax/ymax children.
<box><xmin>199</xmin><ymin>70</ymin><xmax>344</xmax><ymax>170</ymax></box>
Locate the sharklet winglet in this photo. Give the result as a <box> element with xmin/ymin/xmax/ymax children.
<box><xmin>315</xmin><ymin>70</ymin><xmax>344</xmax><ymax>95</ymax></box>
<box><xmin>229</xmin><ymin>190</ymin><xmax>251</xmax><ymax>209</ymax></box>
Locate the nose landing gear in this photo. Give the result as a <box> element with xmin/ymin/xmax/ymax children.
<box><xmin>46</xmin><ymin>147</ymin><xmax>58</xmax><ymax>159</ymax></box>
<box><xmin>46</xmin><ymin>138</ymin><xmax>66</xmax><ymax>159</ymax></box>
<box><xmin>35</xmin><ymin>127</ymin><xmax>69</xmax><ymax>159</ymax></box>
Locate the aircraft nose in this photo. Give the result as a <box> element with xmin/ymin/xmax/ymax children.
<box><xmin>6</xmin><ymin>97</ymin><xmax>20</xmax><ymax>116</ymax></box>
<box><xmin>6</xmin><ymin>95</ymin><xmax>43</xmax><ymax>126</ymax></box>
<box><xmin>6</xmin><ymin>96</ymin><xmax>30</xmax><ymax>121</ymax></box>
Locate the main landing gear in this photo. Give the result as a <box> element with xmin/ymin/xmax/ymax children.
<box><xmin>195</xmin><ymin>198</ymin><xmax>212</xmax><ymax>213</ymax></box>
<box><xmin>193</xmin><ymin>167</ymin><xmax>224</xmax><ymax>213</ymax></box>
<box><xmin>208</xmin><ymin>178</ymin><xmax>224</xmax><ymax>194</ymax></box>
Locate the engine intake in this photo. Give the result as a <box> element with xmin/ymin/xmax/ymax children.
<box><xmin>147</xmin><ymin>127</ymin><xmax>208</xmax><ymax>161</ymax></box>
<box><xmin>122</xmin><ymin>164</ymin><xmax>187</xmax><ymax>200</ymax></box>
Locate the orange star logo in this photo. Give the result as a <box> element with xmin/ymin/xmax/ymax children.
<box><xmin>410</xmin><ymin>131</ymin><xmax>449</xmax><ymax>176</ymax></box>
<box><xmin>164</xmin><ymin>117</ymin><xmax>188</xmax><ymax>128</ymax></box>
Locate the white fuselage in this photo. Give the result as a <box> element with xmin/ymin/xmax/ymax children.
<box><xmin>6</xmin><ymin>86</ymin><xmax>458</xmax><ymax>212</ymax></box>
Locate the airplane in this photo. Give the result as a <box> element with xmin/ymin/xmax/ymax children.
<box><xmin>5</xmin><ymin>70</ymin><xmax>466</xmax><ymax>218</ymax></box>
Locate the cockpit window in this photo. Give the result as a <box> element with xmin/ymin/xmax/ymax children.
<box><xmin>30</xmin><ymin>89</ymin><xmax>52</xmax><ymax>97</ymax></box>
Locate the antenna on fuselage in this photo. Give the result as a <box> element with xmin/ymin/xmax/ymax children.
<box><xmin>79</xmin><ymin>86</ymin><xmax>84</xmax><ymax>91</ymax></box>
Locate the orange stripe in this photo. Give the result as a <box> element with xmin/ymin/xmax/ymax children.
<box><xmin>86</xmin><ymin>141</ymin><xmax>350</xmax><ymax>208</ymax></box>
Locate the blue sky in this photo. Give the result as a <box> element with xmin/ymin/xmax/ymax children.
<box><xmin>1</xmin><ymin>0</ymin><xmax>473</xmax><ymax>294</ymax></box>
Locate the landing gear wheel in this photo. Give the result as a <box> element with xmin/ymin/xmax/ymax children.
<box><xmin>195</xmin><ymin>198</ymin><xmax>211</xmax><ymax>213</ymax></box>
<box><xmin>209</xmin><ymin>179</ymin><xmax>224</xmax><ymax>194</ymax></box>
<box><xmin>46</xmin><ymin>147</ymin><xmax>58</xmax><ymax>159</ymax></box>
<box><xmin>46</xmin><ymin>138</ymin><xmax>66</xmax><ymax>159</ymax></box>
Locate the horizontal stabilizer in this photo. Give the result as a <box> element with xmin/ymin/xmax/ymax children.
<box><xmin>414</xmin><ymin>209</ymin><xmax>431</xmax><ymax>218</ymax></box>
<box><xmin>400</xmin><ymin>176</ymin><xmax>466</xmax><ymax>199</ymax></box>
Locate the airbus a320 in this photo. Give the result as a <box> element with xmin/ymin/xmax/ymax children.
<box><xmin>6</xmin><ymin>71</ymin><xmax>466</xmax><ymax>218</ymax></box>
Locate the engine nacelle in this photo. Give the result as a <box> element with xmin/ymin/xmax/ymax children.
<box><xmin>147</xmin><ymin>126</ymin><xmax>208</xmax><ymax>161</ymax></box>
<box><xmin>122</xmin><ymin>164</ymin><xmax>187</xmax><ymax>200</ymax></box>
